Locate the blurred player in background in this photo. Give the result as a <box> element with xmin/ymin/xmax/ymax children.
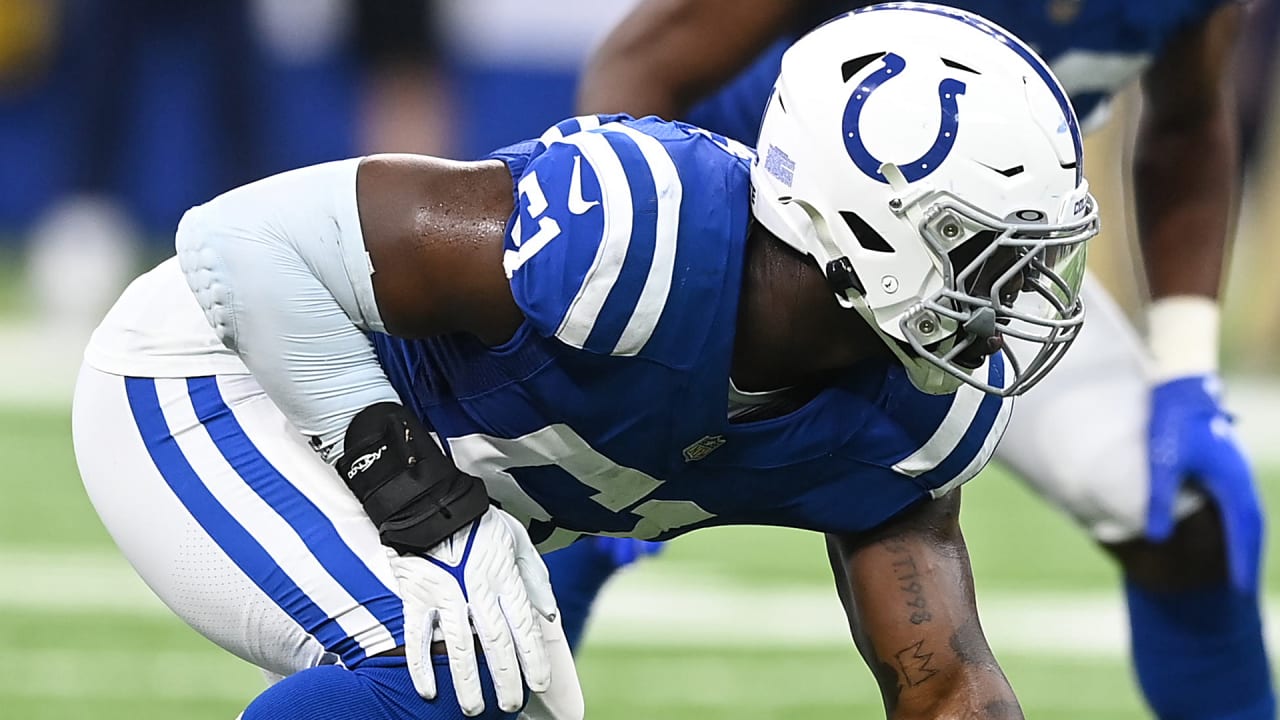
<box><xmin>556</xmin><ymin>1</ymin><xmax>1274</xmax><ymax>718</ymax></box>
<box><xmin>1230</xmin><ymin>0</ymin><xmax>1280</xmax><ymax>365</ymax></box>
<box><xmin>6</xmin><ymin>0</ymin><xmax>359</xmax><ymax>331</ymax></box>
<box><xmin>356</xmin><ymin>0</ymin><xmax>452</xmax><ymax>156</ymax></box>
<box><xmin>72</xmin><ymin>7</ymin><xmax>1099</xmax><ymax>718</ymax></box>
<box><xmin>1235</xmin><ymin>0</ymin><xmax>1280</xmax><ymax>179</ymax></box>
<box><xmin>3</xmin><ymin>1</ymin><xmax>451</xmax><ymax>337</ymax></box>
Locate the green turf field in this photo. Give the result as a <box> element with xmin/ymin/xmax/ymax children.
<box><xmin>2</xmin><ymin>406</ymin><xmax>1277</xmax><ymax>719</ymax></box>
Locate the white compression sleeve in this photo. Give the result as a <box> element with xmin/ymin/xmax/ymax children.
<box><xmin>177</xmin><ymin>158</ymin><xmax>399</xmax><ymax>462</ymax></box>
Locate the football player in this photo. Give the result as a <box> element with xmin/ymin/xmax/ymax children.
<box><xmin>568</xmin><ymin>1</ymin><xmax>1273</xmax><ymax>718</ymax></box>
<box><xmin>71</xmin><ymin>7</ymin><xmax>1096</xmax><ymax>719</ymax></box>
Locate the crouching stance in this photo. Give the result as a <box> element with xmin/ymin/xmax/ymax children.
<box><xmin>72</xmin><ymin>162</ymin><xmax>578</xmax><ymax>717</ymax></box>
<box><xmin>72</xmin><ymin>6</ymin><xmax>1097</xmax><ymax>719</ymax></box>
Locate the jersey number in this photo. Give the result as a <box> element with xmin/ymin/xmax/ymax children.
<box><xmin>503</xmin><ymin>170</ymin><xmax>562</xmax><ymax>276</ymax></box>
<box><xmin>447</xmin><ymin>425</ymin><xmax>714</xmax><ymax>544</ymax></box>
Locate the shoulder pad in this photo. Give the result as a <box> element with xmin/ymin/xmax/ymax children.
<box><xmin>503</xmin><ymin>117</ymin><xmax>752</xmax><ymax>367</ymax></box>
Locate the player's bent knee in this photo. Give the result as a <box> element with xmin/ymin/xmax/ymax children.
<box><xmin>1103</xmin><ymin>504</ymin><xmax>1229</xmax><ymax>591</ymax></box>
<box><xmin>241</xmin><ymin>657</ymin><xmax>518</xmax><ymax>720</ymax></box>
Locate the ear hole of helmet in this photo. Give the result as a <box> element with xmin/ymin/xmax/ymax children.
<box><xmin>840</xmin><ymin>211</ymin><xmax>893</xmax><ymax>253</ymax></box>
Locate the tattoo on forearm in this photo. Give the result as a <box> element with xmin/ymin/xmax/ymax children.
<box><xmin>883</xmin><ymin>536</ymin><xmax>932</xmax><ymax>625</ymax></box>
<box><xmin>892</xmin><ymin>640</ymin><xmax>940</xmax><ymax>687</ymax></box>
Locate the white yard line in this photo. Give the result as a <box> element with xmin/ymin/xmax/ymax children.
<box><xmin>2</xmin><ymin>548</ymin><xmax>1275</xmax><ymax>659</ymax></box>
<box><xmin>0</xmin><ymin>548</ymin><xmax>163</xmax><ymax>613</ymax></box>
<box><xmin>0</xmin><ymin>648</ymin><xmax>260</xmax><ymax>701</ymax></box>
<box><xmin>590</xmin><ymin>566</ymin><xmax>1137</xmax><ymax>657</ymax></box>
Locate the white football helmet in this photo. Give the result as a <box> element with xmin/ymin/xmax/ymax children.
<box><xmin>751</xmin><ymin>2</ymin><xmax>1099</xmax><ymax>396</ymax></box>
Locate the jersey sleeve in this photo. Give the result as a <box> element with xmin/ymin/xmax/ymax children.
<box><xmin>875</xmin><ymin>354</ymin><xmax>1014</xmax><ymax>499</ymax></box>
<box><xmin>502</xmin><ymin>116</ymin><xmax>752</xmax><ymax>368</ymax></box>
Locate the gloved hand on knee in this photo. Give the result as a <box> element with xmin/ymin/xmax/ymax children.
<box><xmin>390</xmin><ymin>507</ymin><xmax>557</xmax><ymax>716</ymax></box>
<box><xmin>337</xmin><ymin>403</ymin><xmax>558</xmax><ymax>715</ymax></box>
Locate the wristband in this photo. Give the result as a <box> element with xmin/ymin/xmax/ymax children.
<box><xmin>1146</xmin><ymin>295</ymin><xmax>1219</xmax><ymax>381</ymax></box>
<box><xmin>337</xmin><ymin>402</ymin><xmax>490</xmax><ymax>554</ymax></box>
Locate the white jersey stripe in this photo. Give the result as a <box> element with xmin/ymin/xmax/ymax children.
<box><xmin>154</xmin><ymin>378</ymin><xmax>398</xmax><ymax>658</ymax></box>
<box><xmin>555</xmin><ymin>130</ymin><xmax>636</xmax><ymax>348</ymax></box>
<box><xmin>930</xmin><ymin>393</ymin><xmax>1015</xmax><ymax>498</ymax></box>
<box><xmin>604</xmin><ymin>122</ymin><xmax>684</xmax><ymax>356</ymax></box>
<box><xmin>891</xmin><ymin>358</ymin><xmax>989</xmax><ymax>477</ymax></box>
<box><xmin>537</xmin><ymin>124</ymin><xmax>564</xmax><ymax>147</ymax></box>
<box><xmin>536</xmin><ymin>115</ymin><xmax>603</xmax><ymax>149</ymax></box>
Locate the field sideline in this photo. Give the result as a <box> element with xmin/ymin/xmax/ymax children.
<box><xmin>3</xmin><ymin>359</ymin><xmax>1280</xmax><ymax>718</ymax></box>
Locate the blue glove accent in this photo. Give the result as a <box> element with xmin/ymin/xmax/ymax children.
<box><xmin>1127</xmin><ymin>581</ymin><xmax>1275</xmax><ymax>719</ymax></box>
<box><xmin>1146</xmin><ymin>374</ymin><xmax>1264</xmax><ymax>593</ymax></box>
<box><xmin>545</xmin><ymin>537</ymin><xmax>665</xmax><ymax>651</ymax></box>
<box><xmin>242</xmin><ymin>656</ymin><xmax>518</xmax><ymax>720</ymax></box>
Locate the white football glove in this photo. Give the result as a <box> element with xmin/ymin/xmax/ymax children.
<box><xmin>518</xmin><ymin>611</ymin><xmax>584</xmax><ymax>720</ymax></box>
<box><xmin>388</xmin><ymin>506</ymin><xmax>557</xmax><ymax>716</ymax></box>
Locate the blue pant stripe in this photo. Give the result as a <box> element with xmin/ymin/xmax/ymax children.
<box><xmin>184</xmin><ymin>377</ymin><xmax>406</xmax><ymax>644</ymax></box>
<box><xmin>123</xmin><ymin>377</ymin><xmax>366</xmax><ymax>665</ymax></box>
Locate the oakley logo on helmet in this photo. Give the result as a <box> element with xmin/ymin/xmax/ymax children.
<box><xmin>842</xmin><ymin>53</ymin><xmax>966</xmax><ymax>184</ymax></box>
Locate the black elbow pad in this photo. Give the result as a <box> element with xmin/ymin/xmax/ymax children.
<box><xmin>336</xmin><ymin>402</ymin><xmax>490</xmax><ymax>555</ymax></box>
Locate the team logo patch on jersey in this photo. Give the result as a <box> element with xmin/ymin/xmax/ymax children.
<box><xmin>683</xmin><ymin>434</ymin><xmax>727</xmax><ymax>462</ymax></box>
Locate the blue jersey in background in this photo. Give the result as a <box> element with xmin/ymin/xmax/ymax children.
<box><xmin>689</xmin><ymin>0</ymin><xmax>1238</xmax><ymax>143</ymax></box>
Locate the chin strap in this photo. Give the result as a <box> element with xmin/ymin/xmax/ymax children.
<box><xmin>881</xmin><ymin>163</ymin><xmax>932</xmax><ymax>227</ymax></box>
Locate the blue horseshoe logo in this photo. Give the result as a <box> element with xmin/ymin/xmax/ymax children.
<box><xmin>843</xmin><ymin>53</ymin><xmax>966</xmax><ymax>184</ymax></box>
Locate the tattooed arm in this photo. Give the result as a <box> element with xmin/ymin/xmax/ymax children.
<box><xmin>826</xmin><ymin>490</ymin><xmax>1022</xmax><ymax>719</ymax></box>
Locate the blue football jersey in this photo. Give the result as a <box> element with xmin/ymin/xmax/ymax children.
<box><xmin>371</xmin><ymin>115</ymin><xmax>1012</xmax><ymax>551</ymax></box>
<box><xmin>688</xmin><ymin>0</ymin><xmax>1238</xmax><ymax>143</ymax></box>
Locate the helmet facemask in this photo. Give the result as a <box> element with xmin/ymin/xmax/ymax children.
<box><xmin>890</xmin><ymin>176</ymin><xmax>1097</xmax><ymax>396</ymax></box>
<box><xmin>795</xmin><ymin>165</ymin><xmax>1097</xmax><ymax>397</ymax></box>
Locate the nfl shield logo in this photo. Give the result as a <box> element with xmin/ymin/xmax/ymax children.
<box><xmin>683</xmin><ymin>434</ymin><xmax>726</xmax><ymax>462</ymax></box>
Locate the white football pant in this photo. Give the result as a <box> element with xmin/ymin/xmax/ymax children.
<box><xmin>998</xmin><ymin>274</ymin><xmax>1200</xmax><ymax>542</ymax></box>
<box><xmin>71</xmin><ymin>367</ymin><xmax>582</xmax><ymax>720</ymax></box>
